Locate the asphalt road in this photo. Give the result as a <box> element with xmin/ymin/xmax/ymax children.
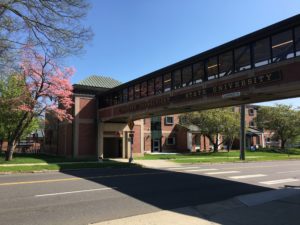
<box><xmin>0</xmin><ymin>160</ymin><xmax>299</xmax><ymax>225</ymax></box>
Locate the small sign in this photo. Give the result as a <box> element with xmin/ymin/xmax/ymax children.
<box><xmin>128</xmin><ymin>120</ymin><xmax>135</xmax><ymax>130</ymax></box>
<box><xmin>222</xmin><ymin>92</ymin><xmax>241</xmax><ymax>99</ymax></box>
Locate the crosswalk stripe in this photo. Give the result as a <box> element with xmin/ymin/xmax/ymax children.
<box><xmin>205</xmin><ymin>171</ymin><xmax>240</xmax><ymax>175</ymax></box>
<box><xmin>229</xmin><ymin>174</ymin><xmax>267</xmax><ymax>179</ymax></box>
<box><xmin>183</xmin><ymin>168</ymin><xmax>218</xmax><ymax>172</ymax></box>
<box><xmin>170</xmin><ymin>166</ymin><xmax>201</xmax><ymax>170</ymax></box>
<box><xmin>259</xmin><ymin>178</ymin><xmax>299</xmax><ymax>185</ymax></box>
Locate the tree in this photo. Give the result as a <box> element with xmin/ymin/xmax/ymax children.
<box><xmin>256</xmin><ymin>104</ymin><xmax>300</xmax><ymax>149</ymax></box>
<box><xmin>0</xmin><ymin>46</ymin><xmax>74</xmax><ymax>161</ymax></box>
<box><xmin>0</xmin><ymin>0</ymin><xmax>92</xmax><ymax>59</ymax></box>
<box><xmin>180</xmin><ymin>108</ymin><xmax>240</xmax><ymax>152</ymax></box>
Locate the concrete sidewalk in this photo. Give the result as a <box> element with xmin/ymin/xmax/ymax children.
<box><xmin>91</xmin><ymin>189</ymin><xmax>300</xmax><ymax>225</ymax></box>
<box><xmin>113</xmin><ymin>159</ymin><xmax>179</xmax><ymax>168</ymax></box>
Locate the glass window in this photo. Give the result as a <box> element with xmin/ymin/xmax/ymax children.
<box><xmin>219</xmin><ymin>51</ymin><xmax>233</xmax><ymax>77</ymax></box>
<box><xmin>163</xmin><ymin>73</ymin><xmax>171</xmax><ymax>92</ymax></box>
<box><xmin>206</xmin><ymin>56</ymin><xmax>218</xmax><ymax>80</ymax></box>
<box><xmin>148</xmin><ymin>79</ymin><xmax>155</xmax><ymax>96</ymax></box>
<box><xmin>141</xmin><ymin>81</ymin><xmax>147</xmax><ymax>98</ymax></box>
<box><xmin>165</xmin><ymin>116</ymin><xmax>174</xmax><ymax>125</ymax></box>
<box><xmin>295</xmin><ymin>26</ymin><xmax>300</xmax><ymax>56</ymax></box>
<box><xmin>172</xmin><ymin>69</ymin><xmax>181</xmax><ymax>90</ymax></box>
<box><xmin>272</xmin><ymin>30</ymin><xmax>294</xmax><ymax>62</ymax></box>
<box><xmin>123</xmin><ymin>88</ymin><xmax>128</xmax><ymax>103</ymax></box>
<box><xmin>193</xmin><ymin>61</ymin><xmax>204</xmax><ymax>83</ymax></box>
<box><xmin>104</xmin><ymin>96</ymin><xmax>112</xmax><ymax>106</ymax></box>
<box><xmin>128</xmin><ymin>86</ymin><xmax>134</xmax><ymax>101</ymax></box>
<box><xmin>182</xmin><ymin>65</ymin><xmax>193</xmax><ymax>87</ymax></box>
<box><xmin>253</xmin><ymin>38</ymin><xmax>271</xmax><ymax>67</ymax></box>
<box><xmin>235</xmin><ymin>45</ymin><xmax>251</xmax><ymax>72</ymax></box>
<box><xmin>112</xmin><ymin>93</ymin><xmax>119</xmax><ymax>105</ymax></box>
<box><xmin>134</xmin><ymin>83</ymin><xmax>140</xmax><ymax>99</ymax></box>
<box><xmin>155</xmin><ymin>76</ymin><xmax>163</xmax><ymax>94</ymax></box>
<box><xmin>117</xmin><ymin>91</ymin><xmax>122</xmax><ymax>104</ymax></box>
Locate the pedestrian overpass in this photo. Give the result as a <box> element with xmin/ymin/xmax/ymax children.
<box><xmin>98</xmin><ymin>14</ymin><xmax>300</xmax><ymax>123</ymax></box>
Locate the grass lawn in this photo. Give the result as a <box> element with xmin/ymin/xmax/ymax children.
<box><xmin>136</xmin><ymin>148</ymin><xmax>300</xmax><ymax>163</ymax></box>
<box><xmin>0</xmin><ymin>153</ymin><xmax>138</xmax><ymax>173</ymax></box>
<box><xmin>0</xmin><ymin>153</ymin><xmax>97</xmax><ymax>164</ymax></box>
<box><xmin>0</xmin><ymin>161</ymin><xmax>138</xmax><ymax>173</ymax></box>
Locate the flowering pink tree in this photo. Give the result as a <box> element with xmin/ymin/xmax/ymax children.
<box><xmin>4</xmin><ymin>47</ymin><xmax>74</xmax><ymax>161</ymax></box>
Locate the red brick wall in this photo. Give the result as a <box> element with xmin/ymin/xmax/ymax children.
<box><xmin>176</xmin><ymin>127</ymin><xmax>188</xmax><ymax>152</ymax></box>
<box><xmin>78</xmin><ymin>123</ymin><xmax>97</xmax><ymax>156</ymax></box>
<box><xmin>79</xmin><ymin>98</ymin><xmax>96</xmax><ymax>119</ymax></box>
<box><xmin>133</xmin><ymin>125</ymin><xmax>141</xmax><ymax>153</ymax></box>
<box><xmin>57</xmin><ymin>123</ymin><xmax>73</xmax><ymax>157</ymax></box>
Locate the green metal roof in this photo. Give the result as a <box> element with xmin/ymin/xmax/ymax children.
<box><xmin>77</xmin><ymin>75</ymin><xmax>122</xmax><ymax>89</ymax></box>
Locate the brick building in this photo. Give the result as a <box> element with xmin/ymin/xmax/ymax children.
<box><xmin>44</xmin><ymin>75</ymin><xmax>267</xmax><ymax>159</ymax></box>
<box><xmin>44</xmin><ymin>76</ymin><xmax>154</xmax><ymax>158</ymax></box>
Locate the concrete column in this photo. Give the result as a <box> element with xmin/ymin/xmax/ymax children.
<box><xmin>97</xmin><ymin>121</ymin><xmax>104</xmax><ymax>160</ymax></box>
<box><xmin>240</xmin><ymin>104</ymin><xmax>246</xmax><ymax>160</ymax></box>
<box><xmin>73</xmin><ymin>96</ymin><xmax>80</xmax><ymax>158</ymax></box>
<box><xmin>140</xmin><ymin>120</ymin><xmax>144</xmax><ymax>155</ymax></box>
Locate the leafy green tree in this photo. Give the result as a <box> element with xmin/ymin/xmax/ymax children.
<box><xmin>180</xmin><ymin>108</ymin><xmax>240</xmax><ymax>152</ymax></box>
<box><xmin>0</xmin><ymin>47</ymin><xmax>73</xmax><ymax>161</ymax></box>
<box><xmin>256</xmin><ymin>104</ymin><xmax>300</xmax><ymax>149</ymax></box>
<box><xmin>0</xmin><ymin>74</ymin><xmax>32</xmax><ymax>147</ymax></box>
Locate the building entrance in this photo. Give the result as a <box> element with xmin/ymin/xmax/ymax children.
<box><xmin>103</xmin><ymin>137</ymin><xmax>122</xmax><ymax>158</ymax></box>
<box><xmin>153</xmin><ymin>139</ymin><xmax>161</xmax><ymax>152</ymax></box>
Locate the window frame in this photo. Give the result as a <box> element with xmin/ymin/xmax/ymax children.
<box><xmin>165</xmin><ymin>116</ymin><xmax>174</xmax><ymax>125</ymax></box>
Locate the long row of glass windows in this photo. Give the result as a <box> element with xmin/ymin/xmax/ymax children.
<box><xmin>101</xmin><ymin>26</ymin><xmax>300</xmax><ymax>107</ymax></box>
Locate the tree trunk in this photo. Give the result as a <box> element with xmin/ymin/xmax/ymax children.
<box><xmin>213</xmin><ymin>144</ymin><xmax>218</xmax><ymax>152</ymax></box>
<box><xmin>281</xmin><ymin>140</ymin><xmax>286</xmax><ymax>150</ymax></box>
<box><xmin>5</xmin><ymin>141</ymin><xmax>16</xmax><ymax>161</ymax></box>
<box><xmin>213</xmin><ymin>134</ymin><xmax>219</xmax><ymax>153</ymax></box>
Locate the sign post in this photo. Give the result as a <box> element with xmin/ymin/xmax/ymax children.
<box><xmin>240</xmin><ymin>105</ymin><xmax>246</xmax><ymax>160</ymax></box>
<box><xmin>128</xmin><ymin>120</ymin><xmax>135</xmax><ymax>163</ymax></box>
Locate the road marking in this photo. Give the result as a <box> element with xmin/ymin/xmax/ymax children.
<box><xmin>0</xmin><ymin>171</ymin><xmax>170</xmax><ymax>186</ymax></box>
<box><xmin>205</xmin><ymin>171</ymin><xmax>240</xmax><ymax>175</ymax></box>
<box><xmin>260</xmin><ymin>178</ymin><xmax>299</xmax><ymax>185</ymax></box>
<box><xmin>183</xmin><ymin>169</ymin><xmax>218</xmax><ymax>172</ymax></box>
<box><xmin>0</xmin><ymin>177</ymin><xmax>82</xmax><ymax>186</ymax></box>
<box><xmin>277</xmin><ymin>170</ymin><xmax>300</xmax><ymax>174</ymax></box>
<box><xmin>171</xmin><ymin>166</ymin><xmax>201</xmax><ymax>170</ymax></box>
<box><xmin>35</xmin><ymin>187</ymin><xmax>116</xmax><ymax>197</ymax></box>
<box><xmin>229</xmin><ymin>174</ymin><xmax>267</xmax><ymax>179</ymax></box>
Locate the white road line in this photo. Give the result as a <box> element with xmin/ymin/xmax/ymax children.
<box><xmin>171</xmin><ymin>166</ymin><xmax>201</xmax><ymax>170</ymax></box>
<box><xmin>277</xmin><ymin>170</ymin><xmax>300</xmax><ymax>174</ymax></box>
<box><xmin>260</xmin><ymin>178</ymin><xmax>299</xmax><ymax>185</ymax></box>
<box><xmin>205</xmin><ymin>171</ymin><xmax>240</xmax><ymax>175</ymax></box>
<box><xmin>183</xmin><ymin>169</ymin><xmax>218</xmax><ymax>172</ymax></box>
<box><xmin>35</xmin><ymin>187</ymin><xmax>115</xmax><ymax>197</ymax></box>
<box><xmin>229</xmin><ymin>174</ymin><xmax>267</xmax><ymax>179</ymax></box>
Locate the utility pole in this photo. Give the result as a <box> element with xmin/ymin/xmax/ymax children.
<box><xmin>240</xmin><ymin>104</ymin><xmax>246</xmax><ymax>160</ymax></box>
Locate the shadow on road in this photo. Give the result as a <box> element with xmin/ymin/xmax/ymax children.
<box><xmin>60</xmin><ymin>163</ymin><xmax>274</xmax><ymax>223</ymax></box>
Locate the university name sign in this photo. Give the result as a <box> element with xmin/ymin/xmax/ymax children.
<box><xmin>114</xmin><ymin>70</ymin><xmax>282</xmax><ymax>115</ymax></box>
<box><xmin>174</xmin><ymin>70</ymin><xmax>282</xmax><ymax>102</ymax></box>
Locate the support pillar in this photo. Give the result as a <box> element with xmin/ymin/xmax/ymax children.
<box><xmin>97</xmin><ymin>121</ymin><xmax>104</xmax><ymax>160</ymax></box>
<box><xmin>240</xmin><ymin>104</ymin><xmax>246</xmax><ymax>160</ymax></box>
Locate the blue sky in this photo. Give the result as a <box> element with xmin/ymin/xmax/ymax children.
<box><xmin>67</xmin><ymin>0</ymin><xmax>300</xmax><ymax>107</ymax></box>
